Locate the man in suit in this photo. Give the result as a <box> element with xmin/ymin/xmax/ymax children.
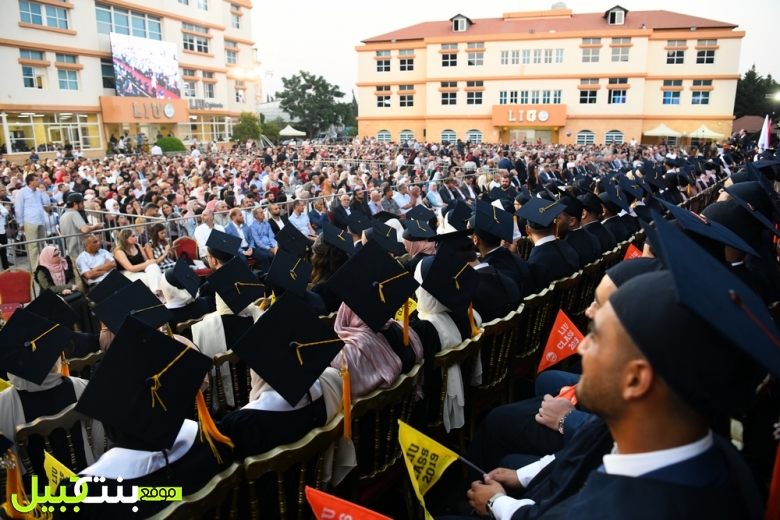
<box><xmin>459</xmin><ymin>175</ymin><xmax>480</xmax><ymax>203</ymax></box>
<box><xmin>333</xmin><ymin>194</ymin><xmax>352</xmax><ymax>230</ymax></box>
<box><xmin>308</xmin><ymin>199</ymin><xmax>328</xmax><ymax>235</ymax></box>
<box><xmin>578</xmin><ymin>193</ymin><xmax>617</xmax><ymax>252</ymax></box>
<box><xmin>266</xmin><ymin>203</ymin><xmax>289</xmax><ymax>235</ymax></box>
<box><xmin>498</xmin><ymin>151</ymin><xmax>513</xmax><ymax>171</ymax></box>
<box><xmin>224</xmin><ymin>207</ymin><xmax>259</xmax><ymax>264</ymax></box>
<box><xmin>440</xmin><ymin>178</ymin><xmax>466</xmax><ymax>205</ymax></box>
<box><xmin>350</xmin><ymin>188</ymin><xmax>370</xmax><ymax>217</ymax></box>
<box><xmin>557</xmin><ymin>196</ymin><xmax>603</xmax><ymax>268</ymax></box>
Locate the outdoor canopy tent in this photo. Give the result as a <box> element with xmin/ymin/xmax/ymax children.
<box><xmin>688</xmin><ymin>124</ymin><xmax>725</xmax><ymax>139</ymax></box>
<box><xmin>643</xmin><ymin>123</ymin><xmax>682</xmax><ymax>137</ymax></box>
<box><xmin>279</xmin><ymin>125</ymin><xmax>306</xmax><ymax>137</ymax></box>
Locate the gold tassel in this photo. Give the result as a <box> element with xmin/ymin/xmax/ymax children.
<box><xmin>340</xmin><ymin>351</ymin><xmax>351</xmax><ymax>441</ymax></box>
<box><xmin>403</xmin><ymin>301</ymin><xmax>410</xmax><ymax>347</ymax></box>
<box><xmin>2</xmin><ymin>450</ymin><xmax>41</xmax><ymax>520</ymax></box>
<box><xmin>468</xmin><ymin>303</ymin><xmax>479</xmax><ymax>338</ymax></box>
<box><xmin>61</xmin><ymin>352</ymin><xmax>70</xmax><ymax>377</ymax></box>
<box><xmin>196</xmin><ymin>390</ymin><xmax>234</xmax><ymax>464</ymax></box>
<box><xmin>554</xmin><ymin>217</ymin><xmax>560</xmax><ymax>240</ymax></box>
<box><xmin>165</xmin><ymin>324</ymin><xmax>174</xmax><ymax>338</ymax></box>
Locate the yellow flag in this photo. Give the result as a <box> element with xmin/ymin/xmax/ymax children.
<box><xmin>394</xmin><ymin>298</ymin><xmax>417</xmax><ymax>322</ymax></box>
<box><xmin>43</xmin><ymin>452</ymin><xmax>75</xmax><ymax>493</ymax></box>
<box><xmin>0</xmin><ymin>379</ymin><xmax>10</xmax><ymax>392</ymax></box>
<box><xmin>398</xmin><ymin>420</ymin><xmax>459</xmax><ymax>520</ymax></box>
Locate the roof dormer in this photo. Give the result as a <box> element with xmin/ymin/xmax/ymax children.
<box><xmin>450</xmin><ymin>14</ymin><xmax>473</xmax><ymax>33</ymax></box>
<box><xmin>604</xmin><ymin>6</ymin><xmax>628</xmax><ymax>26</ymax></box>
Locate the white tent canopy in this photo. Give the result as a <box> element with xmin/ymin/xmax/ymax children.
<box><xmin>279</xmin><ymin>125</ymin><xmax>306</xmax><ymax>137</ymax></box>
<box><xmin>643</xmin><ymin>123</ymin><xmax>682</xmax><ymax>137</ymax></box>
<box><xmin>688</xmin><ymin>124</ymin><xmax>724</xmax><ymax>139</ymax></box>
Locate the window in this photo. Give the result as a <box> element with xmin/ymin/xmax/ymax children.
<box><xmin>542</xmin><ymin>90</ymin><xmax>551</xmax><ymax>104</ymax></box>
<box><xmin>510</xmin><ymin>91</ymin><xmax>518</xmax><ymax>104</ymax></box>
<box><xmin>376</xmin><ymin>85</ymin><xmax>390</xmax><ymax>92</ymax></box>
<box><xmin>533</xmin><ymin>50</ymin><xmax>541</xmax><ymax>64</ymax></box>
<box><xmin>184</xmin><ymin>81</ymin><xmax>196</xmax><ymax>97</ymax></box>
<box><xmin>577</xmin><ymin>130</ymin><xmax>595</xmax><ymax>145</ymax></box>
<box><xmin>605</xmin><ymin>130</ymin><xmax>624</xmax><ymax>144</ymax></box>
<box><xmin>531</xmin><ymin>90</ymin><xmax>539</xmax><ymax>104</ymax></box>
<box><xmin>224</xmin><ymin>40</ymin><xmax>237</xmax><ymax>48</ymax></box>
<box><xmin>400</xmin><ymin>59</ymin><xmax>414</xmax><ymax>71</ymax></box>
<box><xmin>453</xmin><ymin>18</ymin><xmax>466</xmax><ymax>32</ymax></box>
<box><xmin>377</xmin><ymin>130</ymin><xmax>391</xmax><ymax>142</ymax></box>
<box><xmin>466</xmin><ymin>130</ymin><xmax>482</xmax><ymax>143</ymax></box>
<box><xmin>234</xmin><ymin>79</ymin><xmax>243</xmax><ymax>85</ymax></box>
<box><xmin>182</xmin><ymin>22</ymin><xmax>208</xmax><ymax>33</ymax></box>
<box><xmin>58</xmin><ymin>69</ymin><xmax>77</xmax><ymax>90</ymax></box>
<box><xmin>182</xmin><ymin>68</ymin><xmax>195</xmax><ymax>77</ymax></box>
<box><xmin>377</xmin><ymin>96</ymin><xmax>390</xmax><ymax>108</ymax></box>
<box><xmin>375</xmin><ymin>50</ymin><xmax>390</xmax><ymax>56</ymax></box>
<box><xmin>441</xmin><ymin>92</ymin><xmax>457</xmax><ymax>105</ymax></box>
<box><xmin>442</xmin><ymin>53</ymin><xmax>457</xmax><ymax>67</ymax></box>
<box><xmin>512</xmin><ymin>51</ymin><xmax>520</xmax><ymax>64</ymax></box>
<box><xmin>226</xmin><ymin>50</ymin><xmax>237</xmax><ymax>64</ymax></box>
<box><xmin>580</xmin><ymin>78</ymin><xmax>599</xmax><ymax>85</ymax></box>
<box><xmin>499</xmin><ymin>91</ymin><xmax>507</xmax><ymax>105</ymax></box>
<box><xmin>663</xmin><ymin>91</ymin><xmax>680</xmax><ymax>104</ymax></box>
<box><xmin>183</xmin><ymin>35</ymin><xmax>209</xmax><ymax>53</ymax></box>
<box><xmin>468</xmin><ymin>51</ymin><xmax>483</xmax><ymax>66</ymax></box>
<box><xmin>667</xmin><ymin>50</ymin><xmax>685</xmax><ymax>64</ymax></box>
<box><xmin>555</xmin><ymin>49</ymin><xmax>564</xmax><ymax>63</ymax></box>
<box><xmin>466</xmin><ymin>81</ymin><xmax>483</xmax><ymax>87</ymax></box>
<box><xmin>377</xmin><ymin>59</ymin><xmax>390</xmax><ymax>72</ymax></box>
<box><xmin>693</xmin><ymin>80</ymin><xmax>712</xmax><ymax>86</ymax></box>
<box><xmin>697</xmin><ymin>50</ymin><xmax>715</xmax><ymax>64</ymax></box>
<box><xmin>612</xmin><ymin>47</ymin><xmax>629</xmax><ymax>62</ymax></box>
<box><xmin>697</xmin><ymin>39</ymin><xmax>717</xmax><ymax>46</ymax></box>
<box><xmin>96</xmin><ymin>4</ymin><xmax>160</xmax><ymax>39</ymax></box>
<box><xmin>399</xmin><ymin>84</ymin><xmax>413</xmax><ymax>90</ymax></box>
<box><xmin>467</xmin><ymin>42</ymin><xmax>484</xmax><ymax>49</ymax></box>
<box><xmin>467</xmin><ymin>92</ymin><xmax>482</xmax><ymax>105</ymax></box>
<box><xmin>612</xmin><ymin>37</ymin><xmax>631</xmax><ymax>44</ymax></box>
<box><xmin>204</xmin><ymin>83</ymin><xmax>214</xmax><ymax>98</ymax></box>
<box><xmin>666</xmin><ymin>137</ymin><xmax>678</xmax><ymax>146</ymax></box>
<box><xmin>667</xmin><ymin>40</ymin><xmax>686</xmax><ymax>46</ymax></box>
<box><xmin>235</xmin><ymin>89</ymin><xmax>244</xmax><ymax>103</ymax></box>
<box><xmin>582</xmin><ymin>48</ymin><xmax>600</xmax><ymax>63</ymax></box>
<box><xmin>178</xmin><ymin>0</ymin><xmax>188</xmax><ymax>3</ymax></box>
<box><xmin>101</xmin><ymin>58</ymin><xmax>115</xmax><ymax>89</ymax></box>
<box><xmin>608</xmin><ymin>10</ymin><xmax>624</xmax><ymax>25</ymax></box>
<box><xmin>441</xmin><ymin>130</ymin><xmax>457</xmax><ymax>144</ymax></box>
<box><xmin>663</xmin><ymin>80</ymin><xmax>683</xmax><ymax>86</ymax></box>
<box><xmin>553</xmin><ymin>90</ymin><xmax>562</xmax><ymax>104</ymax></box>
<box><xmin>520</xmin><ymin>91</ymin><xmax>528</xmax><ymax>104</ymax></box>
<box><xmin>20</xmin><ymin>49</ymin><xmax>44</xmax><ymax>60</ymax></box>
<box><xmin>203</xmin><ymin>71</ymin><xmax>214</xmax><ymax>79</ymax></box>
<box><xmin>197</xmin><ymin>0</ymin><xmax>207</xmax><ymax>10</ymax></box>
<box><xmin>400</xmin><ymin>95</ymin><xmax>414</xmax><ymax>107</ymax></box>
<box><xmin>399</xmin><ymin>49</ymin><xmax>414</xmax><ymax>55</ymax></box>
<box><xmin>501</xmin><ymin>51</ymin><xmax>508</xmax><ymax>65</ymax></box>
<box><xmin>692</xmin><ymin>91</ymin><xmax>710</xmax><ymax>105</ymax></box>
<box><xmin>608</xmin><ymin>90</ymin><xmax>627</xmax><ymax>104</ymax></box>
<box><xmin>231</xmin><ymin>13</ymin><xmax>240</xmax><ymax>29</ymax></box>
<box><xmin>20</xmin><ymin>1</ymin><xmax>69</xmax><ymax>29</ymax></box>
<box><xmin>22</xmin><ymin>66</ymin><xmax>46</xmax><ymax>89</ymax></box>
<box><xmin>440</xmin><ymin>82</ymin><xmax>456</xmax><ymax>88</ymax></box>
<box><xmin>544</xmin><ymin>49</ymin><xmax>552</xmax><ymax>64</ymax></box>
<box><xmin>55</xmin><ymin>54</ymin><xmax>76</xmax><ymax>63</ymax></box>
<box><xmin>582</xmin><ymin>38</ymin><xmax>601</xmax><ymax>45</ymax></box>
<box><xmin>522</xmin><ymin>50</ymin><xmax>530</xmax><ymax>64</ymax></box>
<box><xmin>608</xmin><ymin>78</ymin><xmax>628</xmax><ymax>85</ymax></box>
<box><xmin>399</xmin><ymin>130</ymin><xmax>414</xmax><ymax>141</ymax></box>
<box><xmin>580</xmin><ymin>90</ymin><xmax>597</xmax><ymax>104</ymax></box>
<box><xmin>441</xmin><ymin>44</ymin><xmax>457</xmax><ymax>50</ymax></box>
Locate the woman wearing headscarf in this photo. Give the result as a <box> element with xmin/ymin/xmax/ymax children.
<box><xmin>426</xmin><ymin>181</ymin><xmax>444</xmax><ymax>209</ymax></box>
<box><xmin>161</xmin><ymin>269</ymin><xmax>211</xmax><ymax>334</ymax></box>
<box><xmin>402</xmin><ymin>231</ymin><xmax>437</xmax><ymax>275</ymax></box>
<box><xmin>35</xmin><ymin>246</ymin><xmax>95</xmax><ymax>333</ymax></box>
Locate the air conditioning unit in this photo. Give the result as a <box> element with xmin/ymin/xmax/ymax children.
<box><xmin>529</xmin><ymin>29</ymin><xmax>535</xmax><ymax>34</ymax></box>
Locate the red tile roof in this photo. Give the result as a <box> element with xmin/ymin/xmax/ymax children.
<box><xmin>362</xmin><ymin>10</ymin><xmax>738</xmax><ymax>43</ymax></box>
<box><xmin>732</xmin><ymin>116</ymin><xmax>766</xmax><ymax>134</ymax></box>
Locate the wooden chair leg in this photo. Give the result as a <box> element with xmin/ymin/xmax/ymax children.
<box><xmin>247</xmin><ymin>479</ymin><xmax>260</xmax><ymax>520</ymax></box>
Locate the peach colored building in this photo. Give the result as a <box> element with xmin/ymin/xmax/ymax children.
<box><xmin>355</xmin><ymin>6</ymin><xmax>744</xmax><ymax>146</ymax></box>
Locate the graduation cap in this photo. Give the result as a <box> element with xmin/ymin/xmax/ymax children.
<box><xmin>206</xmin><ymin>229</ymin><xmax>240</xmax><ymax>263</ymax></box>
<box><xmin>701</xmin><ymin>200</ymin><xmax>764</xmax><ymax>253</ymax></box>
<box><xmin>344</xmin><ymin>212</ymin><xmax>372</xmax><ymax>234</ymax></box>
<box><xmin>431</xmin><ymin>228</ymin><xmax>475</xmax><ymax>252</ymax></box>
<box><xmin>515</xmin><ymin>187</ymin><xmax>532</xmax><ymax>206</ymax></box>
<box><xmin>609</xmin><ymin>212</ymin><xmax>779</xmax><ymax>417</ymax></box>
<box><xmin>600</xmin><ymin>184</ymin><xmax>631</xmax><ymax>214</ymax></box>
<box><xmin>165</xmin><ymin>258</ymin><xmax>200</xmax><ymax>299</ymax></box>
<box><xmin>205</xmin><ymin>256</ymin><xmax>267</xmax><ymax>312</ymax></box>
<box><xmin>325</xmin><ymin>239</ymin><xmax>419</xmax><ymax>333</ymax></box>
<box><xmin>372</xmin><ymin>211</ymin><xmax>398</xmax><ymax>224</ymax></box>
<box><xmin>85</xmin><ymin>269</ymin><xmax>132</xmax><ymax>304</ymax></box>
<box><xmin>726</xmin><ymin>181</ymin><xmax>779</xmax><ymax>224</ymax></box>
<box><xmin>75</xmin><ymin>316</ymin><xmax>212</xmax><ymax>451</ymax></box>
<box><xmin>420</xmin><ymin>244</ymin><xmax>478</xmax><ymax>316</ymax></box>
<box><xmin>366</xmin><ymin>221</ymin><xmax>407</xmax><ymax>256</ymax></box>
<box><xmin>402</xmin><ymin>219</ymin><xmax>437</xmax><ymax>242</ymax></box>
<box><xmin>230</xmin><ymin>292</ymin><xmax>344</xmax><ymax>408</ymax></box>
<box><xmin>515</xmin><ymin>197</ymin><xmax>565</xmax><ymax>230</ymax></box>
<box><xmin>25</xmin><ymin>289</ymin><xmax>79</xmax><ymax>329</ymax></box>
<box><xmin>725</xmin><ymin>184</ymin><xmax>780</xmax><ymax>239</ymax></box>
<box><xmin>618</xmin><ymin>176</ymin><xmax>645</xmax><ymax>199</ymax></box>
<box><xmin>275</xmin><ymin>223</ymin><xmax>311</xmax><ymax>258</ymax></box>
<box><xmin>443</xmin><ymin>200</ymin><xmax>473</xmax><ymax>232</ymax></box>
<box><xmin>557</xmin><ymin>196</ymin><xmax>584</xmax><ymax>220</ymax></box>
<box><xmin>654</xmin><ymin>198</ymin><xmax>759</xmax><ymax>257</ymax></box>
<box><xmin>93</xmin><ymin>280</ymin><xmax>174</xmax><ymax>334</ymax></box>
<box><xmin>470</xmin><ymin>199</ymin><xmax>514</xmax><ymax>243</ymax></box>
<box><xmin>322</xmin><ymin>221</ymin><xmax>355</xmax><ymax>255</ymax></box>
<box><xmin>641</xmin><ymin>160</ymin><xmax>666</xmax><ymax>189</ymax></box>
<box><xmin>489</xmin><ymin>187</ymin><xmax>518</xmax><ymax>202</ymax></box>
<box><xmin>266</xmin><ymin>249</ymin><xmax>313</xmax><ymax>297</ymax></box>
<box><xmin>633</xmin><ymin>174</ymin><xmax>655</xmax><ymax>195</ymax></box>
<box><xmin>0</xmin><ymin>309</ymin><xmax>75</xmax><ymax>385</ymax></box>
<box><xmin>577</xmin><ymin>192</ymin><xmax>603</xmax><ymax>217</ymax></box>
<box><xmin>406</xmin><ymin>205</ymin><xmax>436</xmax><ymax>224</ymax></box>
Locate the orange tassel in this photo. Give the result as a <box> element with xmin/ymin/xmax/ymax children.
<box><xmin>61</xmin><ymin>352</ymin><xmax>70</xmax><ymax>377</ymax></box>
<box><xmin>766</xmin><ymin>439</ymin><xmax>780</xmax><ymax>520</ymax></box>
<box><xmin>196</xmin><ymin>390</ymin><xmax>233</xmax><ymax>464</ymax></box>
<box><xmin>468</xmin><ymin>303</ymin><xmax>479</xmax><ymax>338</ymax></box>
<box><xmin>340</xmin><ymin>351</ymin><xmax>351</xmax><ymax>441</ymax></box>
<box><xmin>554</xmin><ymin>217</ymin><xmax>559</xmax><ymax>239</ymax></box>
<box><xmin>3</xmin><ymin>450</ymin><xmax>32</xmax><ymax>519</ymax></box>
<box><xmin>687</xmin><ymin>185</ymin><xmax>691</xmax><ymax>197</ymax></box>
<box><xmin>403</xmin><ymin>301</ymin><xmax>410</xmax><ymax>347</ymax></box>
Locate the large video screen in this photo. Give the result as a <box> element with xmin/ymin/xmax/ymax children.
<box><xmin>110</xmin><ymin>32</ymin><xmax>181</xmax><ymax>99</ymax></box>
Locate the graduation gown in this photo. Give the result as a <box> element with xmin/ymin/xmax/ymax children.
<box><xmin>581</xmin><ymin>221</ymin><xmax>616</xmax><ymax>253</ymax></box>
<box><xmin>601</xmin><ymin>217</ymin><xmax>631</xmax><ymax>243</ymax></box>
<box><xmin>620</xmin><ymin>214</ymin><xmax>640</xmax><ymax>234</ymax></box>
<box><xmin>378</xmin><ymin>321</ymin><xmax>418</xmax><ymax>374</ymax></box>
<box><xmin>403</xmin><ymin>253</ymin><xmax>431</xmax><ymax>276</ymax></box>
<box><xmin>482</xmin><ymin>247</ymin><xmax>533</xmax><ymax>298</ymax></box>
<box><xmin>526</xmin><ymin>240</ymin><xmax>580</xmax><ymax>294</ymax></box>
<box><xmin>166</xmin><ymin>298</ymin><xmax>211</xmax><ymax>331</ymax></box>
<box><xmin>310</xmin><ymin>282</ymin><xmax>343</xmax><ymax>315</ymax></box>
<box><xmin>562</xmin><ymin>228</ymin><xmax>602</xmax><ymax>268</ymax></box>
<box><xmin>473</xmin><ymin>266</ymin><xmax>521</xmax><ymax>323</ymax></box>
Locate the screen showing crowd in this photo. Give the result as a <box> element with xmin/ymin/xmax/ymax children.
<box><xmin>110</xmin><ymin>32</ymin><xmax>181</xmax><ymax>99</ymax></box>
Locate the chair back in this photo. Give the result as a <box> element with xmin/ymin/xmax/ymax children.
<box><xmin>176</xmin><ymin>316</ymin><xmax>205</xmax><ymax>335</ymax></box>
<box><xmin>600</xmin><ymin>247</ymin><xmax>621</xmax><ymax>274</ymax></box>
<box><xmin>549</xmin><ymin>271</ymin><xmax>581</xmax><ymax>317</ymax></box>
<box><xmin>0</xmin><ymin>268</ymin><xmax>34</xmax><ymax>321</ymax></box>
<box><xmin>572</xmin><ymin>260</ymin><xmax>602</xmax><ymax>317</ymax></box>
<box><xmin>173</xmin><ymin>236</ymin><xmax>199</xmax><ymax>260</ymax></box>
<box><xmin>149</xmin><ymin>462</ymin><xmax>244</xmax><ymax>520</ymax></box>
<box><xmin>427</xmin><ymin>335</ymin><xmax>484</xmax><ymax>431</ymax></box>
<box><xmin>476</xmin><ymin>311</ymin><xmax>521</xmax><ymax>393</ymax></box>
<box><xmin>67</xmin><ymin>351</ymin><xmax>104</xmax><ymax>380</ymax></box>
<box><xmin>630</xmin><ymin>229</ymin><xmax>647</xmax><ymax>251</ymax></box>
<box><xmin>212</xmin><ymin>350</ymin><xmax>251</xmax><ymax>417</ymax></box>
<box><xmin>515</xmin><ymin>237</ymin><xmax>534</xmax><ymax>260</ymax></box>
<box><xmin>319</xmin><ymin>311</ymin><xmax>337</xmax><ymax>327</ymax></box>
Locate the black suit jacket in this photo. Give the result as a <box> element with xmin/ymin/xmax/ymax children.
<box><xmin>333</xmin><ymin>204</ymin><xmax>351</xmax><ymax>230</ymax></box>
<box><xmin>526</xmin><ymin>239</ymin><xmax>580</xmax><ymax>294</ymax></box>
<box><xmin>350</xmin><ymin>198</ymin><xmax>370</xmax><ymax>218</ymax></box>
<box><xmin>581</xmin><ymin>221</ymin><xmax>617</xmax><ymax>252</ymax></box>
<box><xmin>482</xmin><ymin>247</ymin><xmax>533</xmax><ymax>298</ymax></box>
<box><xmin>563</xmin><ymin>228</ymin><xmax>602</xmax><ymax>268</ymax></box>
<box><xmin>459</xmin><ymin>183</ymin><xmax>479</xmax><ymax>202</ymax></box>
<box><xmin>440</xmin><ymin>186</ymin><xmax>464</xmax><ymax>205</ymax></box>
<box><xmin>601</xmin><ymin>216</ymin><xmax>631</xmax><ymax>243</ymax></box>
<box><xmin>268</xmin><ymin>215</ymin><xmax>289</xmax><ymax>235</ymax></box>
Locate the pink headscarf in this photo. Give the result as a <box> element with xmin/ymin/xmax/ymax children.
<box><xmin>403</xmin><ymin>239</ymin><xmax>436</xmax><ymax>259</ymax></box>
<box><xmin>39</xmin><ymin>246</ymin><xmax>68</xmax><ymax>285</ymax></box>
<box><xmin>332</xmin><ymin>303</ymin><xmax>423</xmax><ymax>399</ymax></box>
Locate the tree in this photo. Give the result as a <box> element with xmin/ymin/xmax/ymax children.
<box><xmin>155</xmin><ymin>136</ymin><xmax>186</xmax><ymax>153</ymax></box>
<box><xmin>734</xmin><ymin>65</ymin><xmax>780</xmax><ymax>118</ymax></box>
<box><xmin>275</xmin><ymin>71</ymin><xmax>345</xmax><ymax>137</ymax></box>
<box><xmin>262</xmin><ymin>120</ymin><xmax>281</xmax><ymax>142</ymax></box>
<box><xmin>232</xmin><ymin>112</ymin><xmax>262</xmax><ymax>143</ymax></box>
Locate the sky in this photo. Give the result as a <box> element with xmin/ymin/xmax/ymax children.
<box><xmin>252</xmin><ymin>0</ymin><xmax>780</xmax><ymax>102</ymax></box>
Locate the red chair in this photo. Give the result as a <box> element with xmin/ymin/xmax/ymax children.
<box><xmin>173</xmin><ymin>237</ymin><xmax>212</xmax><ymax>277</ymax></box>
<box><xmin>0</xmin><ymin>268</ymin><xmax>34</xmax><ymax>322</ymax></box>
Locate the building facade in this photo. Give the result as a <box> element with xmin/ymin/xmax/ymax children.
<box><xmin>1</xmin><ymin>0</ymin><xmax>258</xmax><ymax>156</ymax></box>
<box><xmin>356</xmin><ymin>6</ymin><xmax>743</xmax><ymax>146</ymax></box>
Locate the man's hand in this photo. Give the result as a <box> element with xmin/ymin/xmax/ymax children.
<box><xmin>535</xmin><ymin>394</ymin><xmax>575</xmax><ymax>432</ymax></box>
<box><xmin>244</xmin><ymin>248</ymin><xmax>253</xmax><ymax>256</ymax></box>
<box><xmin>269</xmin><ymin>246</ymin><xmax>278</xmax><ymax>255</ymax></box>
<box><xmin>467</xmin><ymin>476</ymin><xmax>505</xmax><ymax>516</ymax></box>
<box><xmin>488</xmin><ymin>468</ymin><xmax>522</xmax><ymax>490</ymax></box>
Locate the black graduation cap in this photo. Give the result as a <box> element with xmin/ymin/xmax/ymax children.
<box><xmin>515</xmin><ymin>187</ymin><xmax>532</xmax><ymax>205</ymax></box>
<box><xmin>275</xmin><ymin>222</ymin><xmax>311</xmax><ymax>258</ymax></box>
<box><xmin>206</xmin><ymin>229</ymin><xmax>240</xmax><ymax>263</ymax></box>
<box><xmin>444</xmin><ymin>200</ymin><xmax>473</xmax><ymax>232</ymax></box>
<box><xmin>633</xmin><ymin>174</ymin><xmax>655</xmax><ymax>195</ymax></box>
<box><xmin>470</xmin><ymin>200</ymin><xmax>514</xmax><ymax>242</ymax></box>
<box><xmin>0</xmin><ymin>309</ymin><xmax>75</xmax><ymax>385</ymax></box>
<box><xmin>25</xmin><ymin>289</ymin><xmax>79</xmax><ymax>328</ymax></box>
<box><xmin>489</xmin><ymin>187</ymin><xmax>518</xmax><ymax>202</ymax></box>
<box><xmin>85</xmin><ymin>269</ymin><xmax>132</xmax><ymax>304</ymax></box>
<box><xmin>93</xmin><ymin>280</ymin><xmax>174</xmax><ymax>334</ymax></box>
<box><xmin>325</xmin><ymin>239</ymin><xmax>419</xmax><ymax>333</ymax></box>
<box><xmin>557</xmin><ymin>196</ymin><xmax>584</xmax><ymax>220</ymax></box>
<box><xmin>577</xmin><ymin>192</ymin><xmax>603</xmax><ymax>217</ymax></box>
<box><xmin>515</xmin><ymin>197</ymin><xmax>565</xmax><ymax>230</ymax></box>
<box><xmin>618</xmin><ymin>176</ymin><xmax>644</xmax><ymax>199</ymax></box>
<box><xmin>602</xmin><ymin>184</ymin><xmax>632</xmax><ymax>213</ymax></box>
<box><xmin>431</xmin><ymin>228</ymin><xmax>475</xmax><ymax>252</ymax></box>
<box><xmin>701</xmin><ymin>200</ymin><xmax>764</xmax><ymax>253</ymax></box>
<box><xmin>420</xmin><ymin>244</ymin><xmax>478</xmax><ymax>316</ymax></box>
<box><xmin>726</xmin><ymin>180</ymin><xmax>780</xmax><ymax>225</ymax></box>
<box><xmin>372</xmin><ymin>211</ymin><xmax>398</xmax><ymax>224</ymax></box>
<box><xmin>344</xmin><ymin>212</ymin><xmax>372</xmax><ymax>234</ymax></box>
<box><xmin>266</xmin><ymin>249</ymin><xmax>313</xmax><ymax>297</ymax></box>
<box><xmin>406</xmin><ymin>205</ymin><xmax>436</xmax><ymax>224</ymax></box>
<box><xmin>642</xmin><ymin>160</ymin><xmax>666</xmax><ymax>189</ymax></box>
<box><xmin>230</xmin><ymin>292</ymin><xmax>344</xmax><ymax>408</ymax></box>
<box><xmin>367</xmin><ymin>221</ymin><xmax>407</xmax><ymax>256</ymax></box>
<box><xmin>75</xmin><ymin>316</ymin><xmax>212</xmax><ymax>451</ymax></box>
<box><xmin>205</xmin><ymin>256</ymin><xmax>267</xmax><ymax>313</ymax></box>
<box><xmin>403</xmin><ymin>219</ymin><xmax>437</xmax><ymax>241</ymax></box>
<box><xmin>725</xmin><ymin>184</ymin><xmax>780</xmax><ymax>238</ymax></box>
<box><xmin>165</xmin><ymin>258</ymin><xmax>200</xmax><ymax>299</ymax></box>
<box><xmin>322</xmin><ymin>221</ymin><xmax>355</xmax><ymax>255</ymax></box>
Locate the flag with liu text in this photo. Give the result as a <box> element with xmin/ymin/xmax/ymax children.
<box><xmin>305</xmin><ymin>486</ymin><xmax>391</xmax><ymax>520</ymax></box>
<box><xmin>538</xmin><ymin>310</ymin><xmax>584</xmax><ymax>373</ymax></box>
<box><xmin>624</xmin><ymin>244</ymin><xmax>642</xmax><ymax>261</ymax></box>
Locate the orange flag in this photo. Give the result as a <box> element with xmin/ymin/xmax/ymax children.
<box><xmin>538</xmin><ymin>310</ymin><xmax>584</xmax><ymax>373</ymax></box>
<box><xmin>624</xmin><ymin>244</ymin><xmax>642</xmax><ymax>260</ymax></box>
<box><xmin>556</xmin><ymin>384</ymin><xmax>578</xmax><ymax>406</ymax></box>
<box><xmin>305</xmin><ymin>486</ymin><xmax>391</xmax><ymax>520</ymax></box>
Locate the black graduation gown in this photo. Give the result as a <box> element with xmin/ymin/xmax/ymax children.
<box><xmin>378</xmin><ymin>321</ymin><xmax>418</xmax><ymax>374</ymax></box>
<box><xmin>69</xmin><ymin>332</ymin><xmax>101</xmax><ymax>359</ymax></box>
<box><xmin>310</xmin><ymin>282</ymin><xmax>343</xmax><ymax>315</ymax></box>
<box><xmin>581</xmin><ymin>222</ymin><xmax>616</xmax><ymax>253</ymax></box>
<box><xmin>482</xmin><ymin>248</ymin><xmax>533</xmax><ymax>298</ymax></box>
<box><xmin>601</xmin><ymin>217</ymin><xmax>631</xmax><ymax>243</ymax></box>
<box><xmin>730</xmin><ymin>263</ymin><xmax>766</xmax><ymax>304</ymax></box>
<box><xmin>197</xmin><ymin>280</ymin><xmax>217</xmax><ymax>313</ymax></box>
<box><xmin>403</xmin><ymin>253</ymin><xmax>431</xmax><ymax>275</ymax></box>
<box><xmin>57</xmin><ymin>434</ymin><xmax>234</xmax><ymax>520</ymax></box>
<box><xmin>632</xmin><ymin>204</ymin><xmax>653</xmax><ymax>223</ymax></box>
<box><xmin>562</xmin><ymin>229</ymin><xmax>601</xmax><ymax>268</ymax></box>
<box><xmin>745</xmin><ymin>236</ymin><xmax>780</xmax><ymax>303</ymax></box>
<box><xmin>166</xmin><ymin>298</ymin><xmax>211</xmax><ymax>331</ymax></box>
<box><xmin>620</xmin><ymin>214</ymin><xmax>640</xmax><ymax>234</ymax></box>
<box><xmin>526</xmin><ymin>240</ymin><xmax>580</xmax><ymax>294</ymax></box>
<box><xmin>473</xmin><ymin>266</ymin><xmax>521</xmax><ymax>323</ymax></box>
